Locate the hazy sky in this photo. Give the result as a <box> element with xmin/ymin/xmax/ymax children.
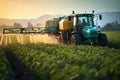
<box><xmin>0</xmin><ymin>0</ymin><xmax>120</xmax><ymax>19</ymax></box>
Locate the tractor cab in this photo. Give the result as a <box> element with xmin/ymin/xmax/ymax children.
<box><xmin>73</xmin><ymin>14</ymin><xmax>94</xmax><ymax>30</ymax></box>
<box><xmin>73</xmin><ymin>14</ymin><xmax>98</xmax><ymax>37</ymax></box>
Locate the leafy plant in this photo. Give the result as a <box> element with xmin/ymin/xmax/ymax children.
<box><xmin>8</xmin><ymin>43</ymin><xmax>120</xmax><ymax>80</ymax></box>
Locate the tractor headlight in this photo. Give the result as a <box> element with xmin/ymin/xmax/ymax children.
<box><xmin>87</xmin><ymin>29</ymin><xmax>90</xmax><ymax>33</ymax></box>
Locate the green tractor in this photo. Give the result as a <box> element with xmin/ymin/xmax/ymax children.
<box><xmin>45</xmin><ymin>12</ymin><xmax>108</xmax><ymax>46</ymax></box>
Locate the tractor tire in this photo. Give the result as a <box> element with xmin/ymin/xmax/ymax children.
<box><xmin>71</xmin><ymin>34</ymin><xmax>81</xmax><ymax>45</ymax></box>
<box><xmin>98</xmin><ymin>33</ymin><xmax>108</xmax><ymax>46</ymax></box>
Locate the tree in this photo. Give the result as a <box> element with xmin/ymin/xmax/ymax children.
<box><xmin>27</xmin><ymin>22</ymin><xmax>34</xmax><ymax>28</ymax></box>
<box><xmin>101</xmin><ymin>21</ymin><xmax>120</xmax><ymax>31</ymax></box>
<box><xmin>13</xmin><ymin>22</ymin><xmax>22</xmax><ymax>28</ymax></box>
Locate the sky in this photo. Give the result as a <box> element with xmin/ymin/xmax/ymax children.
<box><xmin>0</xmin><ymin>0</ymin><xmax>120</xmax><ymax>19</ymax></box>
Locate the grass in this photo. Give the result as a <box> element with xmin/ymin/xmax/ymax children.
<box><xmin>104</xmin><ymin>31</ymin><xmax>120</xmax><ymax>49</ymax></box>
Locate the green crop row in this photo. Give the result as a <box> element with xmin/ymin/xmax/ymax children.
<box><xmin>8</xmin><ymin>43</ymin><xmax>120</xmax><ymax>80</ymax></box>
<box><xmin>0</xmin><ymin>47</ymin><xmax>15</xmax><ymax>80</ymax></box>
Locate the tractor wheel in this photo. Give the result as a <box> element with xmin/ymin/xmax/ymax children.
<box><xmin>71</xmin><ymin>34</ymin><xmax>81</xmax><ymax>45</ymax></box>
<box><xmin>98</xmin><ymin>33</ymin><xmax>108</xmax><ymax>46</ymax></box>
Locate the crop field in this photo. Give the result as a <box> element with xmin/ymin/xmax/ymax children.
<box><xmin>0</xmin><ymin>47</ymin><xmax>15</xmax><ymax>80</ymax></box>
<box><xmin>7</xmin><ymin>43</ymin><xmax>120</xmax><ymax>80</ymax></box>
<box><xmin>0</xmin><ymin>31</ymin><xmax>120</xmax><ymax>80</ymax></box>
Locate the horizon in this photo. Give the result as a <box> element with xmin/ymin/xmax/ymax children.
<box><xmin>0</xmin><ymin>0</ymin><xmax>120</xmax><ymax>19</ymax></box>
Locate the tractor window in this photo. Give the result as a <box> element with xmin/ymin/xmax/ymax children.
<box><xmin>88</xmin><ymin>17</ymin><xmax>94</xmax><ymax>27</ymax></box>
<box><xmin>78</xmin><ymin>16</ymin><xmax>94</xmax><ymax>27</ymax></box>
<box><xmin>78</xmin><ymin>17</ymin><xmax>88</xmax><ymax>24</ymax></box>
<box><xmin>78</xmin><ymin>17</ymin><xmax>89</xmax><ymax>27</ymax></box>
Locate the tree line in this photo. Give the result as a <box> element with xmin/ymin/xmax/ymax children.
<box><xmin>101</xmin><ymin>21</ymin><xmax>120</xmax><ymax>31</ymax></box>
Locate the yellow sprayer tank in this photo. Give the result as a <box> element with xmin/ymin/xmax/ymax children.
<box><xmin>59</xmin><ymin>19</ymin><xmax>73</xmax><ymax>31</ymax></box>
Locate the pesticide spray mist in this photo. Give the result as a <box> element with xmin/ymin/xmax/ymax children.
<box><xmin>0</xmin><ymin>34</ymin><xmax>61</xmax><ymax>46</ymax></box>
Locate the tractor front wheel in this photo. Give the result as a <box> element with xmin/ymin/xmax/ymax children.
<box><xmin>98</xmin><ymin>33</ymin><xmax>108</xmax><ymax>46</ymax></box>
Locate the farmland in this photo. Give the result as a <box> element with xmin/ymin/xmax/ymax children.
<box><xmin>0</xmin><ymin>31</ymin><xmax>120</xmax><ymax>80</ymax></box>
<box><xmin>104</xmin><ymin>31</ymin><xmax>120</xmax><ymax>48</ymax></box>
<box><xmin>7</xmin><ymin>43</ymin><xmax>120</xmax><ymax>80</ymax></box>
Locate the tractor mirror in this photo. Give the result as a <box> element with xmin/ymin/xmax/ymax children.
<box><xmin>92</xmin><ymin>10</ymin><xmax>95</xmax><ymax>14</ymax></box>
<box><xmin>98</xmin><ymin>26</ymin><xmax>101</xmax><ymax>28</ymax></box>
<box><xmin>99</xmin><ymin>15</ymin><xmax>102</xmax><ymax>20</ymax></box>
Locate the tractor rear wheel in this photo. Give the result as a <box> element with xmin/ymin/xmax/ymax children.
<box><xmin>71</xmin><ymin>34</ymin><xmax>81</xmax><ymax>45</ymax></box>
<box><xmin>98</xmin><ymin>33</ymin><xmax>108</xmax><ymax>46</ymax></box>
